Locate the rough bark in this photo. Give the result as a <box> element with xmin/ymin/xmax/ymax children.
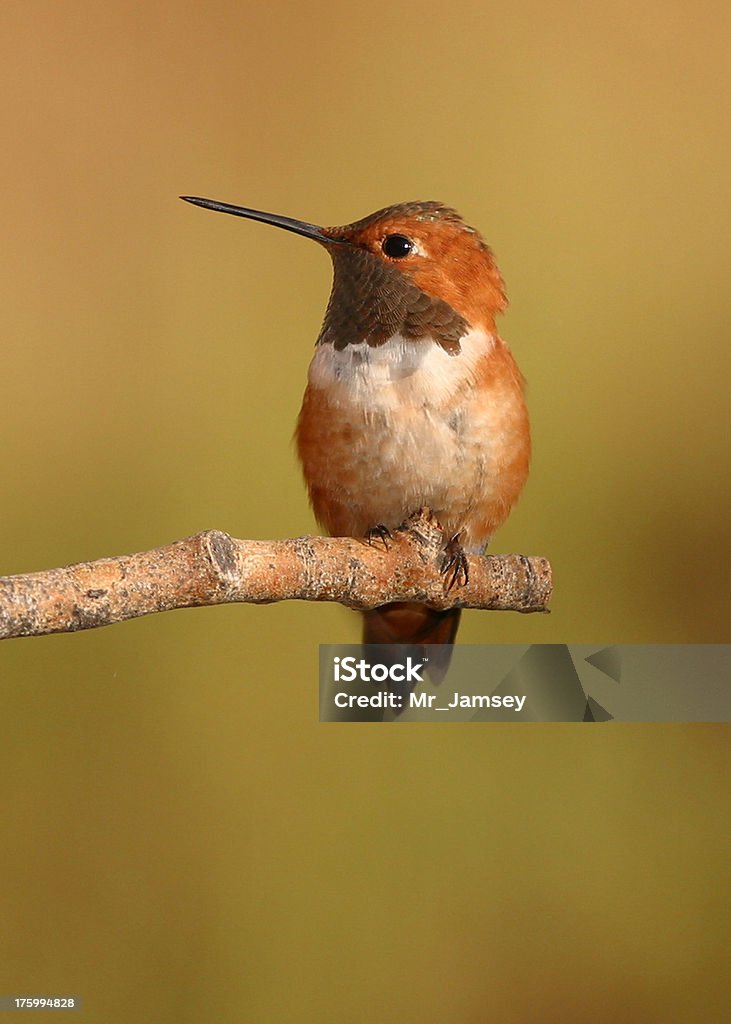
<box><xmin>0</xmin><ymin>510</ymin><xmax>551</xmax><ymax>640</ymax></box>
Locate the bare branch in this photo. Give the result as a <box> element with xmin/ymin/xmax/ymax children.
<box><xmin>0</xmin><ymin>510</ymin><xmax>551</xmax><ymax>640</ymax></box>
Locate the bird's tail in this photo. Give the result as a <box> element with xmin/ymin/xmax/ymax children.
<box><xmin>362</xmin><ymin>602</ymin><xmax>461</xmax><ymax>684</ymax></box>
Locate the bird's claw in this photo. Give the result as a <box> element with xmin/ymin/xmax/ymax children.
<box><xmin>366</xmin><ymin>523</ymin><xmax>393</xmax><ymax>551</ymax></box>
<box><xmin>440</xmin><ymin>533</ymin><xmax>469</xmax><ymax>591</ymax></box>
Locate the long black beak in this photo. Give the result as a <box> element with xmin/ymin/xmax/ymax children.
<box><xmin>180</xmin><ymin>196</ymin><xmax>343</xmax><ymax>245</ymax></box>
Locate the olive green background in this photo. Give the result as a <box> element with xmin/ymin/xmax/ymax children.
<box><xmin>2</xmin><ymin>2</ymin><xmax>729</xmax><ymax>1021</ymax></box>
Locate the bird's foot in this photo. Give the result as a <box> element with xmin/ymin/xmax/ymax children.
<box><xmin>365</xmin><ymin>523</ymin><xmax>393</xmax><ymax>551</ymax></box>
<box><xmin>440</xmin><ymin>533</ymin><xmax>469</xmax><ymax>591</ymax></box>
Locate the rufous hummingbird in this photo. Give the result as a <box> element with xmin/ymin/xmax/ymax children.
<box><xmin>181</xmin><ymin>196</ymin><xmax>530</xmax><ymax>650</ymax></box>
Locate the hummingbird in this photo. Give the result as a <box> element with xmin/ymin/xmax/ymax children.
<box><xmin>181</xmin><ymin>196</ymin><xmax>530</xmax><ymax>651</ymax></box>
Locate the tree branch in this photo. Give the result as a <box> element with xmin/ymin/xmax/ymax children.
<box><xmin>0</xmin><ymin>510</ymin><xmax>551</xmax><ymax>640</ymax></box>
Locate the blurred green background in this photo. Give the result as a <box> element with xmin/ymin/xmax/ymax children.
<box><xmin>2</xmin><ymin>1</ymin><xmax>729</xmax><ymax>1021</ymax></box>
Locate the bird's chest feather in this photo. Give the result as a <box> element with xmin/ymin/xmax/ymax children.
<box><xmin>295</xmin><ymin>330</ymin><xmax>529</xmax><ymax>541</ymax></box>
<box><xmin>302</xmin><ymin>329</ymin><xmax>505</xmax><ymax>467</ymax></box>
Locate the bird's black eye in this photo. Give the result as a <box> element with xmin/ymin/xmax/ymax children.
<box><xmin>381</xmin><ymin>234</ymin><xmax>414</xmax><ymax>259</ymax></box>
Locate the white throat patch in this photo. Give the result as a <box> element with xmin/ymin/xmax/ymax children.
<box><xmin>307</xmin><ymin>329</ymin><xmax>494</xmax><ymax>411</ymax></box>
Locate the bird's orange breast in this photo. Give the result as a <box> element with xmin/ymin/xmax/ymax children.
<box><xmin>295</xmin><ymin>329</ymin><xmax>530</xmax><ymax>551</ymax></box>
